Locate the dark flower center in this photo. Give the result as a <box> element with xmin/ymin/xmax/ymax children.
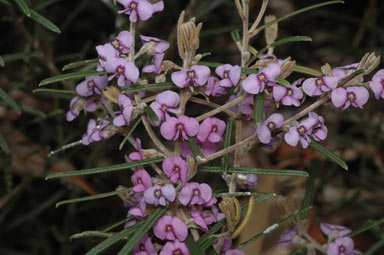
<box><xmin>117</xmin><ymin>66</ymin><xmax>124</xmax><ymax>74</ymax></box>
<box><xmin>130</xmin><ymin>1</ymin><xmax>137</xmax><ymax>9</ymax></box>
<box><xmin>339</xmin><ymin>245</ymin><xmax>345</xmax><ymax>252</ymax></box>
<box><xmin>188</xmin><ymin>71</ymin><xmax>195</xmax><ymax>79</ymax></box>
<box><xmin>224</xmin><ymin>71</ymin><xmax>229</xmax><ymax>79</ymax></box>
<box><xmin>193</xmin><ymin>189</ymin><xmax>200</xmax><ymax>196</ymax></box>
<box><xmin>259</xmin><ymin>73</ymin><xmax>265</xmax><ymax>81</ymax></box>
<box><xmin>177</xmin><ymin>124</ymin><xmax>183</xmax><ymax>130</ymax></box>
<box><xmin>162</xmin><ymin>105</ymin><xmax>168</xmax><ymax>112</ymax></box>
<box><xmin>166</xmin><ymin>225</ymin><xmax>173</xmax><ymax>232</ymax></box>
<box><xmin>155</xmin><ymin>189</ymin><xmax>162</xmax><ymax>197</ymax></box>
<box><xmin>88</xmin><ymin>81</ymin><xmax>95</xmax><ymax>89</ymax></box>
<box><xmin>140</xmin><ymin>244</ymin><xmax>145</xmax><ymax>251</ymax></box>
<box><xmin>298</xmin><ymin>126</ymin><xmax>306</xmax><ymax>134</ymax></box>
<box><xmin>268</xmin><ymin>122</ymin><xmax>275</xmax><ymax>130</ymax></box>
<box><xmin>347</xmin><ymin>92</ymin><xmax>355</xmax><ymax>101</ymax></box>
<box><xmin>137</xmin><ymin>178</ymin><xmax>142</xmax><ymax>184</ymax></box>
<box><xmin>212</xmin><ymin>126</ymin><xmax>217</xmax><ymax>132</ymax></box>
<box><xmin>173</xmin><ymin>249</ymin><xmax>182</xmax><ymax>255</ymax></box>
<box><xmin>175</xmin><ymin>166</ymin><xmax>179</xmax><ymax>172</ymax></box>
<box><xmin>112</xmin><ymin>40</ymin><xmax>119</xmax><ymax>49</ymax></box>
<box><xmin>287</xmin><ymin>88</ymin><xmax>292</xmax><ymax>96</ymax></box>
<box><xmin>316</xmin><ymin>79</ymin><xmax>323</xmax><ymax>86</ymax></box>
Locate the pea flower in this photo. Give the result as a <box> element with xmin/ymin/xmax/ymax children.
<box><xmin>66</xmin><ymin>97</ymin><xmax>98</xmax><ymax>122</ymax></box>
<box><xmin>113</xmin><ymin>94</ymin><xmax>134</xmax><ymax>127</ymax></box>
<box><xmin>162</xmin><ymin>156</ymin><xmax>188</xmax><ymax>185</ymax></box>
<box><xmin>327</xmin><ymin>237</ymin><xmax>360</xmax><ymax>255</ymax></box>
<box><xmin>81</xmin><ymin>119</ymin><xmax>111</xmax><ymax>145</ymax></box>
<box><xmin>256</xmin><ymin>113</ymin><xmax>284</xmax><ymax>144</ymax></box>
<box><xmin>126</xmin><ymin>198</ymin><xmax>147</xmax><ymax>228</ymax></box>
<box><xmin>215</xmin><ymin>64</ymin><xmax>241</xmax><ymax>88</ymax></box>
<box><xmin>308</xmin><ymin>112</ymin><xmax>327</xmax><ymax>142</ymax></box>
<box><xmin>149</xmin><ymin>90</ymin><xmax>181</xmax><ymax>126</ymax></box>
<box><xmin>331</xmin><ymin>86</ymin><xmax>369</xmax><ymax>110</ymax></box>
<box><xmin>197</xmin><ymin>117</ymin><xmax>226</xmax><ymax>143</ymax></box>
<box><xmin>144</xmin><ymin>184</ymin><xmax>176</xmax><ymax>206</ymax></box>
<box><xmin>160</xmin><ymin>116</ymin><xmax>199</xmax><ymax>141</ymax></box>
<box><xmin>332</xmin><ymin>63</ymin><xmax>359</xmax><ymax>79</ymax></box>
<box><xmin>320</xmin><ymin>223</ymin><xmax>352</xmax><ymax>237</ymax></box>
<box><xmin>76</xmin><ymin>75</ymin><xmax>108</xmax><ymax>97</ymax></box>
<box><xmin>131</xmin><ymin>169</ymin><xmax>152</xmax><ymax>192</ymax></box>
<box><xmin>219</xmin><ymin>239</ymin><xmax>245</xmax><ymax>255</ymax></box>
<box><xmin>205</xmin><ymin>77</ymin><xmax>227</xmax><ymax>97</ymax></box>
<box><xmin>273</xmin><ymin>80</ymin><xmax>303</xmax><ymax>107</ymax></box>
<box><xmin>191</xmin><ymin>207</ymin><xmax>224</xmax><ymax>232</ymax></box>
<box><xmin>242</xmin><ymin>63</ymin><xmax>280</xmax><ymax>94</ymax></box>
<box><xmin>153</xmin><ymin>216</ymin><xmax>188</xmax><ymax>241</ymax></box>
<box><xmin>171</xmin><ymin>65</ymin><xmax>210</xmax><ymax>88</ymax></box>
<box><xmin>143</xmin><ymin>53</ymin><xmax>164</xmax><ymax>75</ymax></box>
<box><xmin>178</xmin><ymin>182</ymin><xmax>213</xmax><ymax>206</ymax></box>
<box><xmin>227</xmin><ymin>94</ymin><xmax>254</xmax><ymax>119</ymax></box>
<box><xmin>96</xmin><ymin>43</ymin><xmax>119</xmax><ymax>70</ymax></box>
<box><xmin>284</xmin><ymin>115</ymin><xmax>317</xmax><ymax>149</ymax></box>
<box><xmin>117</xmin><ymin>0</ymin><xmax>154</xmax><ymax>22</ymax></box>
<box><xmin>302</xmin><ymin>76</ymin><xmax>339</xmax><ymax>97</ymax></box>
<box><xmin>133</xmin><ymin>234</ymin><xmax>157</xmax><ymax>255</ymax></box>
<box><xmin>181</xmin><ymin>138</ymin><xmax>216</xmax><ymax>158</ymax></box>
<box><xmin>140</xmin><ymin>35</ymin><xmax>170</xmax><ymax>55</ymax></box>
<box><xmin>277</xmin><ymin>228</ymin><xmax>298</xmax><ymax>248</ymax></box>
<box><xmin>369</xmin><ymin>69</ymin><xmax>384</xmax><ymax>99</ymax></box>
<box><xmin>105</xmin><ymin>58</ymin><xmax>139</xmax><ymax>87</ymax></box>
<box><xmin>160</xmin><ymin>240</ymin><xmax>190</xmax><ymax>255</ymax></box>
<box><xmin>129</xmin><ymin>138</ymin><xmax>145</xmax><ymax>161</ymax></box>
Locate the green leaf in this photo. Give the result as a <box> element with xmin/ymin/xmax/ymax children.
<box><xmin>46</xmin><ymin>157</ymin><xmax>164</xmax><ymax>179</ymax></box>
<box><xmin>13</xmin><ymin>0</ymin><xmax>31</xmax><ymax>17</ymax></box>
<box><xmin>309</xmin><ymin>141</ymin><xmax>348</xmax><ymax>170</ymax></box>
<box><xmin>366</xmin><ymin>239</ymin><xmax>384</xmax><ymax>255</ymax></box>
<box><xmin>221</xmin><ymin>119</ymin><xmax>233</xmax><ymax>175</ymax></box>
<box><xmin>56</xmin><ymin>188</ymin><xmax>131</xmax><ymax>208</ymax></box>
<box><xmin>276</xmin><ymin>77</ymin><xmax>291</xmax><ymax>86</ymax></box>
<box><xmin>185</xmin><ymin>235</ymin><xmax>205</xmax><ymax>255</ymax></box>
<box><xmin>144</xmin><ymin>105</ymin><xmax>159</xmax><ymax>123</ymax></box>
<box><xmin>0</xmin><ymin>131</ymin><xmax>10</xmax><ymax>154</ymax></box>
<box><xmin>187</xmin><ymin>136</ymin><xmax>204</xmax><ymax>158</ymax></box>
<box><xmin>230</xmin><ymin>30</ymin><xmax>241</xmax><ymax>42</ymax></box>
<box><xmin>49</xmin><ymin>140</ymin><xmax>82</xmax><ymax>157</ymax></box>
<box><xmin>122</xmin><ymin>82</ymin><xmax>173</xmax><ymax>93</ymax></box>
<box><xmin>101</xmin><ymin>217</ymin><xmax>134</xmax><ymax>232</ymax></box>
<box><xmin>39</xmin><ymin>70</ymin><xmax>107</xmax><ymax>86</ymax></box>
<box><xmin>20</xmin><ymin>104</ymin><xmax>46</xmax><ymax>118</ymax></box>
<box><xmin>119</xmin><ymin>118</ymin><xmax>142</xmax><ymax>150</ymax></box>
<box><xmin>62</xmin><ymin>58</ymin><xmax>98</xmax><ymax>71</ymax></box>
<box><xmin>0</xmin><ymin>87</ymin><xmax>21</xmax><ymax>113</ymax></box>
<box><xmin>199</xmin><ymin>166</ymin><xmax>309</xmax><ymax>177</ymax></box>
<box><xmin>33</xmin><ymin>88</ymin><xmax>76</xmax><ymax>95</ymax></box>
<box><xmin>301</xmin><ymin>165</ymin><xmax>319</xmax><ymax>220</ymax></box>
<box><xmin>214</xmin><ymin>191</ymin><xmax>280</xmax><ymax>198</ymax></box>
<box><xmin>0</xmin><ymin>0</ymin><xmax>12</xmax><ymax>6</ymax></box>
<box><xmin>293</xmin><ymin>64</ymin><xmax>322</xmax><ymax>77</ymax></box>
<box><xmin>253</xmin><ymin>93</ymin><xmax>264</xmax><ymax>124</ymax></box>
<box><xmin>116</xmin><ymin>207</ymin><xmax>167</xmax><ymax>255</ymax></box>
<box><xmin>0</xmin><ymin>56</ymin><xmax>4</xmax><ymax>67</ymax></box>
<box><xmin>346</xmin><ymin>216</ymin><xmax>384</xmax><ymax>238</ymax></box>
<box><xmin>30</xmin><ymin>9</ymin><xmax>61</xmax><ymax>33</ymax></box>
<box><xmin>289</xmin><ymin>248</ymin><xmax>307</xmax><ymax>255</ymax></box>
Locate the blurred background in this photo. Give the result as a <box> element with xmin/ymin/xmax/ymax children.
<box><xmin>1</xmin><ymin>0</ymin><xmax>384</xmax><ymax>254</ymax></box>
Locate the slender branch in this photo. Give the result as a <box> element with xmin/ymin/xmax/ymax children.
<box><xmin>229</xmin><ymin>119</ymin><xmax>242</xmax><ymax>192</ymax></box>
<box><xmin>249</xmin><ymin>0</ymin><xmax>269</xmax><ymax>33</ymax></box>
<box><xmin>189</xmin><ymin>97</ymin><xmax>236</xmax><ymax>117</ymax></box>
<box><xmin>129</xmin><ymin>22</ymin><xmax>136</xmax><ymax>62</ymax></box>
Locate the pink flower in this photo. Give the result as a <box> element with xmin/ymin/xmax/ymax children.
<box><xmin>273</xmin><ymin>80</ymin><xmax>303</xmax><ymax>107</ymax></box>
<box><xmin>129</xmin><ymin>138</ymin><xmax>145</xmax><ymax>161</ymax></box>
<box><xmin>149</xmin><ymin>90</ymin><xmax>181</xmax><ymax>126</ymax></box>
<box><xmin>308</xmin><ymin>112</ymin><xmax>327</xmax><ymax>142</ymax></box>
<box><xmin>143</xmin><ymin>53</ymin><xmax>164</xmax><ymax>75</ymax></box>
<box><xmin>160</xmin><ymin>240</ymin><xmax>190</xmax><ymax>255</ymax></box>
<box><xmin>81</xmin><ymin>119</ymin><xmax>111</xmax><ymax>145</ymax></box>
<box><xmin>178</xmin><ymin>182</ymin><xmax>213</xmax><ymax>206</ymax></box>
<box><xmin>369</xmin><ymin>69</ymin><xmax>384</xmax><ymax>99</ymax></box>
<box><xmin>327</xmin><ymin>237</ymin><xmax>356</xmax><ymax>255</ymax></box>
<box><xmin>256</xmin><ymin>113</ymin><xmax>284</xmax><ymax>144</ymax></box>
<box><xmin>242</xmin><ymin>63</ymin><xmax>280</xmax><ymax>94</ymax></box>
<box><xmin>215</xmin><ymin>64</ymin><xmax>241</xmax><ymax>88</ymax></box>
<box><xmin>144</xmin><ymin>184</ymin><xmax>176</xmax><ymax>206</ymax></box>
<box><xmin>66</xmin><ymin>97</ymin><xmax>99</xmax><ymax>122</ymax></box>
<box><xmin>117</xmin><ymin>0</ymin><xmax>154</xmax><ymax>22</ymax></box>
<box><xmin>113</xmin><ymin>94</ymin><xmax>134</xmax><ymax>127</ymax></box>
<box><xmin>205</xmin><ymin>77</ymin><xmax>227</xmax><ymax>97</ymax></box>
<box><xmin>105</xmin><ymin>58</ymin><xmax>139</xmax><ymax>87</ymax></box>
<box><xmin>332</xmin><ymin>63</ymin><xmax>359</xmax><ymax>79</ymax></box>
<box><xmin>126</xmin><ymin>198</ymin><xmax>147</xmax><ymax>228</ymax></box>
<box><xmin>111</xmin><ymin>30</ymin><xmax>133</xmax><ymax>54</ymax></box>
<box><xmin>153</xmin><ymin>216</ymin><xmax>188</xmax><ymax>241</ymax></box>
<box><xmin>133</xmin><ymin>234</ymin><xmax>157</xmax><ymax>255</ymax></box>
<box><xmin>284</xmin><ymin>116</ymin><xmax>317</xmax><ymax>149</ymax></box>
<box><xmin>197</xmin><ymin>117</ymin><xmax>226</xmax><ymax>143</ymax></box>
<box><xmin>140</xmin><ymin>35</ymin><xmax>170</xmax><ymax>54</ymax></box>
<box><xmin>131</xmin><ymin>169</ymin><xmax>152</xmax><ymax>192</ymax></box>
<box><xmin>302</xmin><ymin>76</ymin><xmax>339</xmax><ymax>97</ymax></box>
<box><xmin>181</xmin><ymin>138</ymin><xmax>216</xmax><ymax>158</ymax></box>
<box><xmin>227</xmin><ymin>94</ymin><xmax>254</xmax><ymax>119</ymax></box>
<box><xmin>320</xmin><ymin>223</ymin><xmax>352</xmax><ymax>237</ymax></box>
<box><xmin>331</xmin><ymin>87</ymin><xmax>369</xmax><ymax>110</ymax></box>
<box><xmin>162</xmin><ymin>156</ymin><xmax>188</xmax><ymax>185</ymax></box>
<box><xmin>160</xmin><ymin>116</ymin><xmax>199</xmax><ymax>141</ymax></box>
<box><xmin>277</xmin><ymin>228</ymin><xmax>298</xmax><ymax>248</ymax></box>
<box><xmin>76</xmin><ymin>75</ymin><xmax>108</xmax><ymax>97</ymax></box>
<box><xmin>96</xmin><ymin>43</ymin><xmax>119</xmax><ymax>70</ymax></box>
<box><xmin>171</xmin><ymin>65</ymin><xmax>210</xmax><ymax>88</ymax></box>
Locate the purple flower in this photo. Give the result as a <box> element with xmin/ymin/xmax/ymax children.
<box><xmin>126</xmin><ymin>198</ymin><xmax>147</xmax><ymax>228</ymax></box>
<box><xmin>162</xmin><ymin>156</ymin><xmax>188</xmax><ymax>185</ymax></box>
<box><xmin>105</xmin><ymin>58</ymin><xmax>139</xmax><ymax>87</ymax></box>
<box><xmin>133</xmin><ymin>234</ymin><xmax>157</xmax><ymax>255</ymax></box>
<box><xmin>302</xmin><ymin>76</ymin><xmax>339</xmax><ymax>97</ymax></box>
<box><xmin>320</xmin><ymin>223</ymin><xmax>352</xmax><ymax>237</ymax></box>
<box><xmin>171</xmin><ymin>65</ymin><xmax>210</xmax><ymax>88</ymax></box>
<box><xmin>160</xmin><ymin>116</ymin><xmax>199</xmax><ymax>141</ymax></box>
<box><xmin>131</xmin><ymin>169</ymin><xmax>152</xmax><ymax>192</ymax></box>
<box><xmin>284</xmin><ymin>116</ymin><xmax>317</xmax><ymax>149</ymax></box>
<box><xmin>369</xmin><ymin>69</ymin><xmax>384</xmax><ymax>99</ymax></box>
<box><xmin>160</xmin><ymin>240</ymin><xmax>190</xmax><ymax>255</ymax></box>
<box><xmin>205</xmin><ymin>77</ymin><xmax>227</xmax><ymax>97</ymax></box>
<box><xmin>273</xmin><ymin>80</ymin><xmax>303</xmax><ymax>107</ymax></box>
<box><xmin>332</xmin><ymin>63</ymin><xmax>359</xmax><ymax>79</ymax></box>
<box><xmin>277</xmin><ymin>228</ymin><xmax>298</xmax><ymax>248</ymax></box>
<box><xmin>331</xmin><ymin>86</ymin><xmax>369</xmax><ymax>110</ymax></box>
<box><xmin>178</xmin><ymin>182</ymin><xmax>213</xmax><ymax>206</ymax></box>
<box><xmin>113</xmin><ymin>94</ymin><xmax>134</xmax><ymax>127</ymax></box>
<box><xmin>144</xmin><ymin>184</ymin><xmax>176</xmax><ymax>206</ymax></box>
<box><xmin>197</xmin><ymin>117</ymin><xmax>226</xmax><ymax>143</ymax></box>
<box><xmin>66</xmin><ymin>97</ymin><xmax>98</xmax><ymax>122</ymax></box>
<box><xmin>129</xmin><ymin>138</ymin><xmax>145</xmax><ymax>161</ymax></box>
<box><xmin>227</xmin><ymin>94</ymin><xmax>254</xmax><ymax>119</ymax></box>
<box><xmin>215</xmin><ymin>64</ymin><xmax>241</xmax><ymax>88</ymax></box>
<box><xmin>117</xmin><ymin>0</ymin><xmax>153</xmax><ymax>22</ymax></box>
<box><xmin>327</xmin><ymin>237</ymin><xmax>355</xmax><ymax>255</ymax></box>
<box><xmin>111</xmin><ymin>30</ymin><xmax>133</xmax><ymax>54</ymax></box>
<box><xmin>181</xmin><ymin>138</ymin><xmax>216</xmax><ymax>158</ymax></box>
<box><xmin>256</xmin><ymin>113</ymin><xmax>284</xmax><ymax>144</ymax></box>
<box><xmin>224</xmin><ymin>250</ymin><xmax>245</xmax><ymax>255</ymax></box>
<box><xmin>153</xmin><ymin>216</ymin><xmax>188</xmax><ymax>241</ymax></box>
<box><xmin>242</xmin><ymin>63</ymin><xmax>280</xmax><ymax>94</ymax></box>
<box><xmin>96</xmin><ymin>43</ymin><xmax>120</xmax><ymax>70</ymax></box>
<box><xmin>76</xmin><ymin>75</ymin><xmax>108</xmax><ymax>97</ymax></box>
<box><xmin>190</xmin><ymin>207</ymin><xmax>223</xmax><ymax>232</ymax></box>
<box><xmin>149</xmin><ymin>90</ymin><xmax>181</xmax><ymax>126</ymax></box>
<box><xmin>140</xmin><ymin>35</ymin><xmax>170</xmax><ymax>54</ymax></box>
<box><xmin>308</xmin><ymin>112</ymin><xmax>328</xmax><ymax>142</ymax></box>
<box><xmin>81</xmin><ymin>119</ymin><xmax>111</xmax><ymax>145</ymax></box>
<box><xmin>143</xmin><ymin>53</ymin><xmax>164</xmax><ymax>75</ymax></box>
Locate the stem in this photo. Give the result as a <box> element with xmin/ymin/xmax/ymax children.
<box><xmin>189</xmin><ymin>97</ymin><xmax>236</xmax><ymax>118</ymax></box>
<box><xmin>129</xmin><ymin>22</ymin><xmax>136</xmax><ymax>62</ymax></box>
<box><xmin>229</xmin><ymin>120</ymin><xmax>242</xmax><ymax>192</ymax></box>
<box><xmin>241</xmin><ymin>0</ymin><xmax>249</xmax><ymax>67</ymax></box>
<box><xmin>249</xmin><ymin>0</ymin><xmax>269</xmax><ymax>33</ymax></box>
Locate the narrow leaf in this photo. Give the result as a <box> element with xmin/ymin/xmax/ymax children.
<box><xmin>0</xmin><ymin>87</ymin><xmax>21</xmax><ymax>113</ymax></box>
<box><xmin>0</xmin><ymin>131</ymin><xmax>10</xmax><ymax>154</ymax></box>
<box><xmin>39</xmin><ymin>70</ymin><xmax>107</xmax><ymax>86</ymax></box>
<box><xmin>144</xmin><ymin>105</ymin><xmax>159</xmax><ymax>123</ymax></box>
<box><xmin>46</xmin><ymin>157</ymin><xmax>164</xmax><ymax>179</ymax></box>
<box><xmin>187</xmin><ymin>136</ymin><xmax>204</xmax><ymax>158</ymax></box>
<box><xmin>0</xmin><ymin>56</ymin><xmax>4</xmax><ymax>67</ymax></box>
<box><xmin>293</xmin><ymin>64</ymin><xmax>322</xmax><ymax>77</ymax></box>
<box><xmin>119</xmin><ymin>118</ymin><xmax>142</xmax><ymax>150</ymax></box>
<box><xmin>289</xmin><ymin>248</ymin><xmax>307</xmax><ymax>255</ymax></box>
<box><xmin>366</xmin><ymin>239</ymin><xmax>384</xmax><ymax>255</ymax></box>
<box><xmin>49</xmin><ymin>140</ymin><xmax>82</xmax><ymax>157</ymax></box>
<box><xmin>230</xmin><ymin>30</ymin><xmax>241</xmax><ymax>42</ymax></box>
<box><xmin>309</xmin><ymin>141</ymin><xmax>348</xmax><ymax>170</ymax></box>
<box><xmin>13</xmin><ymin>0</ymin><xmax>31</xmax><ymax>17</ymax></box>
<box><xmin>346</xmin><ymin>216</ymin><xmax>384</xmax><ymax>238</ymax></box>
<box><xmin>253</xmin><ymin>93</ymin><xmax>264</xmax><ymax>124</ymax></box>
<box><xmin>30</xmin><ymin>9</ymin><xmax>61</xmax><ymax>33</ymax></box>
<box><xmin>301</xmin><ymin>166</ymin><xmax>319</xmax><ymax>220</ymax></box>
<box><xmin>116</xmin><ymin>207</ymin><xmax>166</xmax><ymax>255</ymax></box>
<box><xmin>20</xmin><ymin>104</ymin><xmax>46</xmax><ymax>118</ymax></box>
<box><xmin>199</xmin><ymin>166</ymin><xmax>309</xmax><ymax>177</ymax></box>
<box><xmin>221</xmin><ymin>119</ymin><xmax>233</xmax><ymax>175</ymax></box>
<box><xmin>214</xmin><ymin>191</ymin><xmax>280</xmax><ymax>198</ymax></box>
<box><xmin>185</xmin><ymin>235</ymin><xmax>205</xmax><ymax>255</ymax></box>
<box><xmin>56</xmin><ymin>188</ymin><xmax>131</xmax><ymax>207</ymax></box>
<box><xmin>122</xmin><ymin>82</ymin><xmax>173</xmax><ymax>93</ymax></box>
<box><xmin>276</xmin><ymin>77</ymin><xmax>291</xmax><ymax>86</ymax></box>
<box><xmin>62</xmin><ymin>58</ymin><xmax>98</xmax><ymax>71</ymax></box>
<box><xmin>101</xmin><ymin>217</ymin><xmax>134</xmax><ymax>232</ymax></box>
<box><xmin>33</xmin><ymin>88</ymin><xmax>76</xmax><ymax>95</ymax></box>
